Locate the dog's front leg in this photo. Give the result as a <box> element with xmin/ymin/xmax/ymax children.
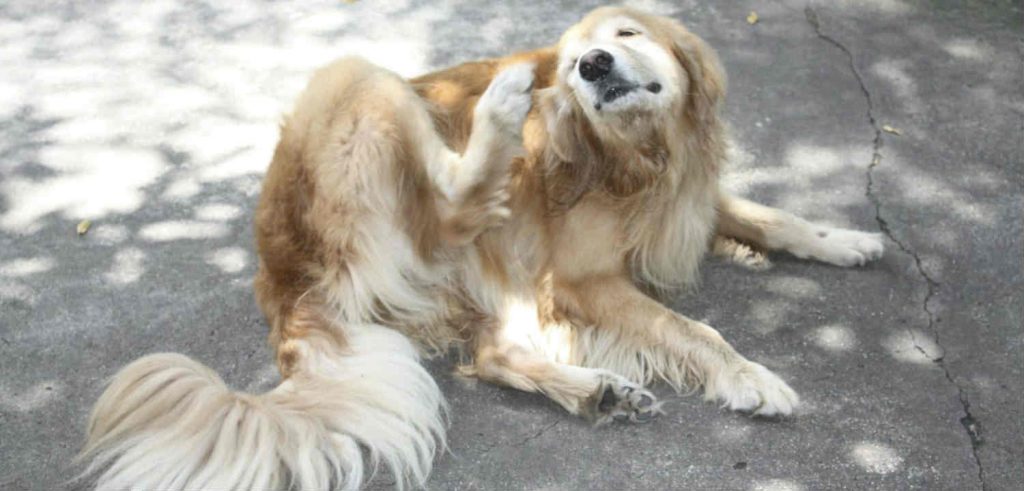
<box><xmin>559</xmin><ymin>274</ymin><xmax>799</xmax><ymax>416</ymax></box>
<box><xmin>423</xmin><ymin>63</ymin><xmax>536</xmax><ymax>246</ymax></box>
<box><xmin>716</xmin><ymin>193</ymin><xmax>884</xmax><ymax>267</ymax></box>
<box><xmin>462</xmin><ymin>304</ymin><xmax>661</xmax><ymax>425</ymax></box>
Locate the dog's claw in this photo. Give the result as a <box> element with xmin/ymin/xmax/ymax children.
<box><xmin>590</xmin><ymin>375</ymin><xmax>662</xmax><ymax>425</ymax></box>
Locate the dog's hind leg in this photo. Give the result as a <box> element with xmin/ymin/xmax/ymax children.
<box><xmin>409</xmin><ymin>63</ymin><xmax>536</xmax><ymax>246</ymax></box>
<box><xmin>716</xmin><ymin>193</ymin><xmax>884</xmax><ymax>267</ymax></box>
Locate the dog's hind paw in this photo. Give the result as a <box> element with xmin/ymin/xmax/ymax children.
<box><xmin>476</xmin><ymin>62</ymin><xmax>535</xmax><ymax>135</ymax></box>
<box><xmin>587</xmin><ymin>375</ymin><xmax>663</xmax><ymax>425</ymax></box>
<box><xmin>708</xmin><ymin>360</ymin><xmax>799</xmax><ymax>417</ymax></box>
<box><xmin>794</xmin><ymin>227</ymin><xmax>885</xmax><ymax>267</ymax></box>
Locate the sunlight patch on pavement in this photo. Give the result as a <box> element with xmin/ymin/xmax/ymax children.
<box><xmin>751</xmin><ymin>479</ymin><xmax>806</xmax><ymax>491</ymax></box>
<box><xmin>206</xmin><ymin>247</ymin><xmax>249</xmax><ymax>274</ymax></box>
<box><xmin>785</xmin><ymin>144</ymin><xmax>848</xmax><ymax>177</ymax></box>
<box><xmin>0</xmin><ymin>0</ymin><xmax>446</xmax><ymax>236</ymax></box>
<box><xmin>838</xmin><ymin>145</ymin><xmax>1002</xmax><ymax>228</ymax></box>
<box><xmin>162</xmin><ymin>178</ymin><xmax>202</xmax><ymax>201</ymax></box>
<box><xmin>195</xmin><ymin>203</ymin><xmax>243</xmax><ymax>222</ymax></box>
<box><xmin>871</xmin><ymin>58</ymin><xmax>923</xmax><ymax>116</ymax></box>
<box><xmin>810</xmin><ymin>324</ymin><xmax>857</xmax><ymax>352</ymax></box>
<box><xmin>91</xmin><ymin>224</ymin><xmax>130</xmax><ymax>245</ymax></box>
<box><xmin>0</xmin><ymin>257</ymin><xmax>55</xmax><ymax>278</ymax></box>
<box><xmin>623</xmin><ymin>0</ymin><xmax>679</xmax><ymax>16</ymax></box>
<box><xmin>830</xmin><ymin>0</ymin><xmax>911</xmax><ymax>15</ymax></box>
<box><xmin>850</xmin><ymin>441</ymin><xmax>903</xmax><ymax>474</ymax></box>
<box><xmin>0</xmin><ymin>146</ymin><xmax>165</xmax><ymax>233</ymax></box>
<box><xmin>105</xmin><ymin>248</ymin><xmax>146</xmax><ymax>286</ymax></box>
<box><xmin>883</xmin><ymin>329</ymin><xmax>944</xmax><ymax>364</ymax></box>
<box><xmin>943</xmin><ymin>38</ymin><xmax>993</xmax><ymax>62</ymax></box>
<box><xmin>723</xmin><ymin>141</ymin><xmax>869</xmax><ymax>226</ymax></box>
<box><xmin>139</xmin><ymin>220</ymin><xmax>229</xmax><ymax>242</ymax></box>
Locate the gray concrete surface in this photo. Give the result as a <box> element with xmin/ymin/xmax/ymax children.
<box><xmin>1</xmin><ymin>1</ymin><xmax>1021</xmax><ymax>489</ymax></box>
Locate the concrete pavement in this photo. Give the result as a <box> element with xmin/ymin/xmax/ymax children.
<box><xmin>1</xmin><ymin>1</ymin><xmax>1021</xmax><ymax>489</ymax></box>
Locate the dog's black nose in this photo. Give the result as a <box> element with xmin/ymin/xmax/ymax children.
<box><xmin>578</xmin><ymin>49</ymin><xmax>614</xmax><ymax>82</ymax></box>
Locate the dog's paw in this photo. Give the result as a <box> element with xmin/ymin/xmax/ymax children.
<box><xmin>476</xmin><ymin>63</ymin><xmax>535</xmax><ymax>133</ymax></box>
<box><xmin>793</xmin><ymin>227</ymin><xmax>885</xmax><ymax>267</ymax></box>
<box><xmin>588</xmin><ymin>374</ymin><xmax>663</xmax><ymax>425</ymax></box>
<box><xmin>712</xmin><ymin>235</ymin><xmax>773</xmax><ymax>271</ymax></box>
<box><xmin>707</xmin><ymin>360</ymin><xmax>799</xmax><ymax>417</ymax></box>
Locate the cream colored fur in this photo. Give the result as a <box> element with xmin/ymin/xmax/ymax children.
<box><xmin>80</xmin><ymin>326</ymin><xmax>443</xmax><ymax>490</ymax></box>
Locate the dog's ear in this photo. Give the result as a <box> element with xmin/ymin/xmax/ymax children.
<box><xmin>541</xmin><ymin>91</ymin><xmax>605</xmax><ymax>213</ymax></box>
<box><xmin>667</xmin><ymin>20</ymin><xmax>726</xmax><ymax>129</ymax></box>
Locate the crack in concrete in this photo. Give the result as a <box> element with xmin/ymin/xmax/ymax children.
<box><xmin>478</xmin><ymin>419</ymin><xmax>560</xmax><ymax>455</ymax></box>
<box><xmin>804</xmin><ymin>5</ymin><xmax>986</xmax><ymax>489</ymax></box>
<box><xmin>511</xmin><ymin>420</ymin><xmax>560</xmax><ymax>447</ymax></box>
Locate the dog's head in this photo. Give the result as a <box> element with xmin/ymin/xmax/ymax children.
<box><xmin>558</xmin><ymin>7</ymin><xmax>724</xmax><ymax>129</ymax></box>
<box><xmin>542</xmin><ymin>7</ymin><xmax>726</xmax><ymax>210</ymax></box>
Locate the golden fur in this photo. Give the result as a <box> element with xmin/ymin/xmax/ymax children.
<box><xmin>80</xmin><ymin>7</ymin><xmax>884</xmax><ymax>490</ymax></box>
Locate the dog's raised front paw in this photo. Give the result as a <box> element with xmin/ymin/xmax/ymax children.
<box><xmin>794</xmin><ymin>227</ymin><xmax>885</xmax><ymax>267</ymax></box>
<box><xmin>475</xmin><ymin>62</ymin><xmax>535</xmax><ymax>134</ymax></box>
<box><xmin>707</xmin><ymin>360</ymin><xmax>799</xmax><ymax>417</ymax></box>
<box><xmin>587</xmin><ymin>374</ymin><xmax>663</xmax><ymax>424</ymax></box>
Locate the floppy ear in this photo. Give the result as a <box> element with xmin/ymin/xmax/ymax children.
<box><xmin>668</xmin><ymin>21</ymin><xmax>726</xmax><ymax>128</ymax></box>
<box><xmin>541</xmin><ymin>91</ymin><xmax>604</xmax><ymax>214</ymax></box>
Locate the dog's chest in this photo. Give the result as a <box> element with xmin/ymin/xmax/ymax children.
<box><xmin>547</xmin><ymin>200</ymin><xmax>629</xmax><ymax>281</ymax></box>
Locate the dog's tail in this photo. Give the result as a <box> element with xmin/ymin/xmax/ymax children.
<box><xmin>78</xmin><ymin>323</ymin><xmax>445</xmax><ymax>490</ymax></box>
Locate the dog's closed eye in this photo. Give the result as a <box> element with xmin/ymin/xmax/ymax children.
<box><xmin>617</xmin><ymin>29</ymin><xmax>640</xmax><ymax>37</ymax></box>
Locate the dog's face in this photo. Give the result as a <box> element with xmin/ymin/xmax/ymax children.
<box><xmin>555</xmin><ymin>7</ymin><xmax>724</xmax><ymax>132</ymax></box>
<box><xmin>560</xmin><ymin>11</ymin><xmax>680</xmax><ymax>115</ymax></box>
<box><xmin>541</xmin><ymin>8</ymin><xmax>727</xmax><ymax>211</ymax></box>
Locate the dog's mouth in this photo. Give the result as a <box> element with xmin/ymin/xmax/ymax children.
<box><xmin>602</xmin><ymin>84</ymin><xmax>637</xmax><ymax>104</ymax></box>
<box><xmin>594</xmin><ymin>81</ymin><xmax>663</xmax><ymax>110</ymax></box>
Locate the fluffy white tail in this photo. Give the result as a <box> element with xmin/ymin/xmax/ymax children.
<box><xmin>78</xmin><ymin>324</ymin><xmax>445</xmax><ymax>490</ymax></box>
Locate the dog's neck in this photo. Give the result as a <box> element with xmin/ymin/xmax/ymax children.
<box><xmin>532</xmin><ymin>87</ymin><xmax>713</xmax><ymax>215</ymax></box>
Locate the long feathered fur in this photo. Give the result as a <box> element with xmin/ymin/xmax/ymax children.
<box><xmin>78</xmin><ymin>325</ymin><xmax>445</xmax><ymax>491</ymax></box>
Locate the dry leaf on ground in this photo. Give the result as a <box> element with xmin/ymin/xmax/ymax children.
<box><xmin>76</xmin><ymin>220</ymin><xmax>91</xmax><ymax>236</ymax></box>
<box><xmin>882</xmin><ymin>124</ymin><xmax>902</xmax><ymax>135</ymax></box>
<box><xmin>747</xmin><ymin>12</ymin><xmax>759</xmax><ymax>25</ymax></box>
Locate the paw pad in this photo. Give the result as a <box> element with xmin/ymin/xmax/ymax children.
<box><xmin>591</xmin><ymin>376</ymin><xmax>663</xmax><ymax>425</ymax></box>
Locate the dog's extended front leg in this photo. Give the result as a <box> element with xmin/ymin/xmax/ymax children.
<box><xmin>559</xmin><ymin>275</ymin><xmax>799</xmax><ymax>416</ymax></box>
<box><xmin>468</xmin><ymin>338</ymin><xmax>662</xmax><ymax>424</ymax></box>
<box><xmin>716</xmin><ymin>193</ymin><xmax>884</xmax><ymax>267</ymax></box>
<box><xmin>421</xmin><ymin>63</ymin><xmax>535</xmax><ymax>246</ymax></box>
<box><xmin>462</xmin><ymin>294</ymin><xmax>661</xmax><ymax>425</ymax></box>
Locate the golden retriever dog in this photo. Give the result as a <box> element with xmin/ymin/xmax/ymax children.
<box><xmin>80</xmin><ymin>6</ymin><xmax>884</xmax><ymax>490</ymax></box>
